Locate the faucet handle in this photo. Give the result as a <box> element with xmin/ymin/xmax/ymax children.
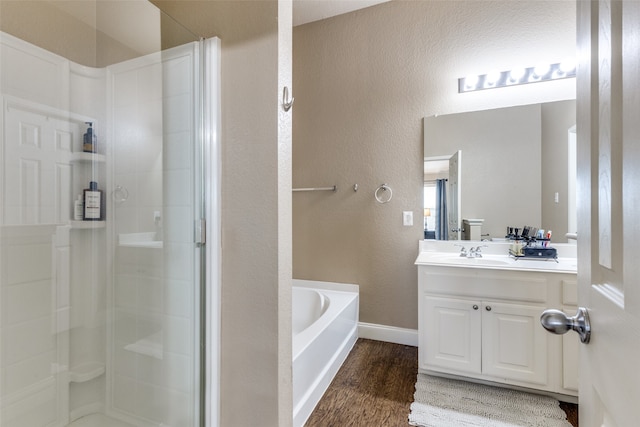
<box><xmin>472</xmin><ymin>245</ymin><xmax>489</xmax><ymax>257</ymax></box>
<box><xmin>454</xmin><ymin>244</ymin><xmax>468</xmax><ymax>256</ymax></box>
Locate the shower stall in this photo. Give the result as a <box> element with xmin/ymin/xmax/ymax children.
<box><xmin>0</xmin><ymin>2</ymin><xmax>220</xmax><ymax>426</ymax></box>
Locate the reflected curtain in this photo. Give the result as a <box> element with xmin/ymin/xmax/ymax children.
<box><xmin>435</xmin><ymin>179</ymin><xmax>448</xmax><ymax>240</ymax></box>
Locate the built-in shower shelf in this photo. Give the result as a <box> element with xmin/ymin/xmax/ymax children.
<box><xmin>69</xmin><ymin>362</ymin><xmax>105</xmax><ymax>383</ymax></box>
<box><xmin>118</xmin><ymin>232</ymin><xmax>162</xmax><ymax>248</ymax></box>
<box><xmin>70</xmin><ymin>220</ymin><xmax>106</xmax><ymax>229</ymax></box>
<box><xmin>118</xmin><ymin>240</ymin><xmax>163</xmax><ymax>249</ymax></box>
<box><xmin>125</xmin><ymin>332</ymin><xmax>163</xmax><ymax>360</ymax></box>
<box><xmin>70</xmin><ymin>152</ymin><xmax>106</xmax><ymax>163</ymax></box>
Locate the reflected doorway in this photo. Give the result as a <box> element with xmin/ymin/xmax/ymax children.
<box><xmin>424</xmin><ymin>151</ymin><xmax>461</xmax><ymax>240</ymax></box>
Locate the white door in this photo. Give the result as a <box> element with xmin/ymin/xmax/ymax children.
<box><xmin>576</xmin><ymin>0</ymin><xmax>640</xmax><ymax>425</ymax></box>
<box><xmin>2</xmin><ymin>98</ymin><xmax>80</xmax><ymax>225</ymax></box>
<box><xmin>448</xmin><ymin>150</ymin><xmax>462</xmax><ymax>240</ymax></box>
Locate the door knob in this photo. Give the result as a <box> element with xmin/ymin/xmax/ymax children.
<box><xmin>540</xmin><ymin>307</ymin><xmax>591</xmax><ymax>344</ymax></box>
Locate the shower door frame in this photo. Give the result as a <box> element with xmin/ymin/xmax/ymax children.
<box><xmin>200</xmin><ymin>36</ymin><xmax>221</xmax><ymax>427</ymax></box>
<box><xmin>104</xmin><ymin>37</ymin><xmax>220</xmax><ymax>427</ymax></box>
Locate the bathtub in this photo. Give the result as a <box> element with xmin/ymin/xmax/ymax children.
<box><xmin>292</xmin><ymin>279</ymin><xmax>359</xmax><ymax>427</ymax></box>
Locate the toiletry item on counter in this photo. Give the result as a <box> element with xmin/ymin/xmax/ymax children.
<box><xmin>73</xmin><ymin>195</ymin><xmax>84</xmax><ymax>220</ymax></box>
<box><xmin>83</xmin><ymin>181</ymin><xmax>104</xmax><ymax>220</ymax></box>
<box><xmin>510</xmin><ymin>239</ymin><xmax>524</xmax><ymax>256</ymax></box>
<box><xmin>83</xmin><ymin>122</ymin><xmax>97</xmax><ymax>153</ymax></box>
<box><xmin>523</xmin><ymin>246</ymin><xmax>557</xmax><ymax>259</ymax></box>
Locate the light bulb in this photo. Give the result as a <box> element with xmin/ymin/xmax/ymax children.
<box><xmin>509</xmin><ymin>67</ymin><xmax>526</xmax><ymax>82</ymax></box>
<box><xmin>533</xmin><ymin>63</ymin><xmax>551</xmax><ymax>78</ymax></box>
<box><xmin>464</xmin><ymin>74</ymin><xmax>479</xmax><ymax>90</ymax></box>
<box><xmin>485</xmin><ymin>70</ymin><xmax>501</xmax><ymax>85</ymax></box>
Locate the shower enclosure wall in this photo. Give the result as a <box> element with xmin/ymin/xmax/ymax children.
<box><xmin>0</xmin><ymin>3</ymin><xmax>219</xmax><ymax>426</ymax></box>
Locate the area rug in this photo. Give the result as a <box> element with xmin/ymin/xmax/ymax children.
<box><xmin>408</xmin><ymin>374</ymin><xmax>573</xmax><ymax>427</ymax></box>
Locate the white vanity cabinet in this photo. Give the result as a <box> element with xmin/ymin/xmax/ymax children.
<box><xmin>418</xmin><ymin>263</ymin><xmax>578</xmax><ymax>399</ymax></box>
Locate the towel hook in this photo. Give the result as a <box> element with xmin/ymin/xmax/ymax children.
<box><xmin>374</xmin><ymin>184</ymin><xmax>393</xmax><ymax>204</ymax></box>
<box><xmin>282</xmin><ymin>86</ymin><xmax>294</xmax><ymax>112</ymax></box>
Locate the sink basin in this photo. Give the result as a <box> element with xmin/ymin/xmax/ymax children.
<box><xmin>421</xmin><ymin>254</ymin><xmax>513</xmax><ymax>267</ymax></box>
<box><xmin>420</xmin><ymin>252</ymin><xmax>515</xmax><ymax>267</ymax></box>
<box><xmin>449</xmin><ymin>257</ymin><xmax>512</xmax><ymax>266</ymax></box>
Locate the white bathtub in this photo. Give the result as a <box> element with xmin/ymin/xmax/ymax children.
<box><xmin>292</xmin><ymin>279</ymin><xmax>359</xmax><ymax>427</ymax></box>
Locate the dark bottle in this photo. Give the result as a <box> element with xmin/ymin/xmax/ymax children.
<box><xmin>83</xmin><ymin>181</ymin><xmax>104</xmax><ymax>220</ymax></box>
<box><xmin>83</xmin><ymin>122</ymin><xmax>97</xmax><ymax>153</ymax></box>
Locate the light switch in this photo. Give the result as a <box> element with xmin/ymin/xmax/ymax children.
<box><xmin>554</xmin><ymin>192</ymin><xmax>559</xmax><ymax>204</ymax></box>
<box><xmin>403</xmin><ymin>211</ymin><xmax>413</xmax><ymax>226</ymax></box>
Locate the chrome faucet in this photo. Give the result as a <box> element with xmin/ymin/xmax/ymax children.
<box><xmin>454</xmin><ymin>244</ymin><xmax>468</xmax><ymax>257</ymax></box>
<box><xmin>469</xmin><ymin>245</ymin><xmax>488</xmax><ymax>258</ymax></box>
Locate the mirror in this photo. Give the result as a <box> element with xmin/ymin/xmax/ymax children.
<box><xmin>424</xmin><ymin>100</ymin><xmax>576</xmax><ymax>242</ymax></box>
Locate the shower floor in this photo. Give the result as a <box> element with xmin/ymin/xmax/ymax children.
<box><xmin>66</xmin><ymin>414</ymin><xmax>136</xmax><ymax>427</ymax></box>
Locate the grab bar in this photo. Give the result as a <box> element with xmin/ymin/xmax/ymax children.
<box><xmin>292</xmin><ymin>186</ymin><xmax>337</xmax><ymax>192</ymax></box>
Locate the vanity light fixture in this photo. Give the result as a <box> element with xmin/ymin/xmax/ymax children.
<box><xmin>458</xmin><ymin>59</ymin><xmax>576</xmax><ymax>93</ymax></box>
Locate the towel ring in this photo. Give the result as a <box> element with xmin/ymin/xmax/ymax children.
<box><xmin>112</xmin><ymin>185</ymin><xmax>129</xmax><ymax>203</ymax></box>
<box><xmin>374</xmin><ymin>184</ymin><xmax>393</xmax><ymax>204</ymax></box>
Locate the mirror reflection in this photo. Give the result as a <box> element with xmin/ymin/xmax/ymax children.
<box><xmin>424</xmin><ymin>100</ymin><xmax>576</xmax><ymax>243</ymax></box>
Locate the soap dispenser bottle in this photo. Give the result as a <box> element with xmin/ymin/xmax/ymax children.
<box><xmin>83</xmin><ymin>181</ymin><xmax>104</xmax><ymax>220</ymax></box>
<box><xmin>83</xmin><ymin>122</ymin><xmax>97</xmax><ymax>153</ymax></box>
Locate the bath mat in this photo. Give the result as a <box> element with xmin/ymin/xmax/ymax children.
<box><xmin>408</xmin><ymin>374</ymin><xmax>573</xmax><ymax>427</ymax></box>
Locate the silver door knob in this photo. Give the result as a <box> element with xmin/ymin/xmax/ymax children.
<box><xmin>540</xmin><ymin>307</ymin><xmax>591</xmax><ymax>344</ymax></box>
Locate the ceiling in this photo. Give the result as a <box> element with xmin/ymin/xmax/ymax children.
<box><xmin>293</xmin><ymin>0</ymin><xmax>391</xmax><ymax>26</ymax></box>
<box><xmin>48</xmin><ymin>0</ymin><xmax>390</xmax><ymax>55</ymax></box>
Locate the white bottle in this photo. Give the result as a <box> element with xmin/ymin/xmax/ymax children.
<box><xmin>74</xmin><ymin>195</ymin><xmax>84</xmax><ymax>220</ymax></box>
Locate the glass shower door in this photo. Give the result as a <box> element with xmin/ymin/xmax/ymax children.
<box><xmin>0</xmin><ymin>2</ymin><xmax>213</xmax><ymax>426</ymax></box>
<box><xmin>108</xmin><ymin>41</ymin><xmax>203</xmax><ymax>427</ymax></box>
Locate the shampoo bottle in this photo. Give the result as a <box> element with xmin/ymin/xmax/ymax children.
<box><xmin>73</xmin><ymin>195</ymin><xmax>84</xmax><ymax>220</ymax></box>
<box><xmin>83</xmin><ymin>122</ymin><xmax>97</xmax><ymax>153</ymax></box>
<box><xmin>83</xmin><ymin>181</ymin><xmax>104</xmax><ymax>220</ymax></box>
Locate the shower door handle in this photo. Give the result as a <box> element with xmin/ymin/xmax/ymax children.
<box><xmin>540</xmin><ymin>307</ymin><xmax>591</xmax><ymax>343</ymax></box>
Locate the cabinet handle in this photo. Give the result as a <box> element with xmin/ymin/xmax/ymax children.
<box><xmin>485</xmin><ymin>306</ymin><xmax>492</xmax><ymax>311</ymax></box>
<box><xmin>473</xmin><ymin>304</ymin><xmax>479</xmax><ymax>310</ymax></box>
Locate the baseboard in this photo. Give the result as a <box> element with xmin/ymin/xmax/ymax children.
<box><xmin>358</xmin><ymin>322</ymin><xmax>418</xmax><ymax>347</ymax></box>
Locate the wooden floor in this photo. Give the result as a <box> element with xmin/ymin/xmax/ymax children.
<box><xmin>305</xmin><ymin>339</ymin><xmax>579</xmax><ymax>427</ymax></box>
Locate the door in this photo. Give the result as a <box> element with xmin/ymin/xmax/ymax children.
<box><xmin>107</xmin><ymin>39</ymin><xmax>217</xmax><ymax>426</ymax></box>
<box><xmin>577</xmin><ymin>1</ymin><xmax>640</xmax><ymax>425</ymax></box>
<box><xmin>448</xmin><ymin>150</ymin><xmax>462</xmax><ymax>240</ymax></box>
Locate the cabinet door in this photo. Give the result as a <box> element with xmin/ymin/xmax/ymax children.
<box><xmin>561</xmin><ymin>306</ymin><xmax>579</xmax><ymax>393</ymax></box>
<box><xmin>481</xmin><ymin>301</ymin><xmax>548</xmax><ymax>385</ymax></box>
<box><xmin>421</xmin><ymin>295</ymin><xmax>481</xmax><ymax>374</ymax></box>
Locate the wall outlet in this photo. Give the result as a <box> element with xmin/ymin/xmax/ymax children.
<box><xmin>403</xmin><ymin>211</ymin><xmax>413</xmax><ymax>226</ymax></box>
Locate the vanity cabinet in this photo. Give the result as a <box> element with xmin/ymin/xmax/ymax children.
<box><xmin>418</xmin><ymin>263</ymin><xmax>578</xmax><ymax>398</ymax></box>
